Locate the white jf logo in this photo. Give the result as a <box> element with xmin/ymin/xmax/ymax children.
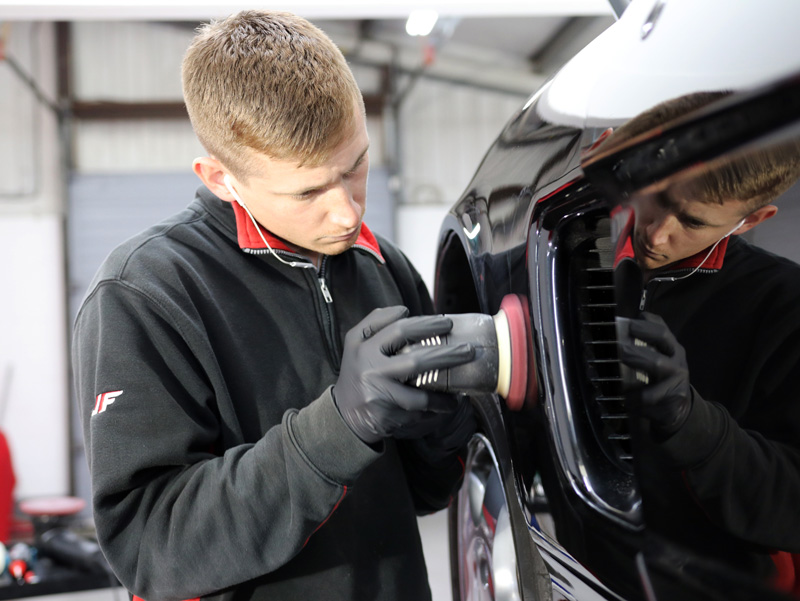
<box><xmin>92</xmin><ymin>390</ymin><xmax>123</xmax><ymax>416</ymax></box>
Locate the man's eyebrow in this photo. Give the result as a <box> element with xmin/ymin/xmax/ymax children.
<box><xmin>658</xmin><ymin>190</ymin><xmax>722</xmax><ymax>227</ymax></box>
<box><xmin>677</xmin><ymin>210</ymin><xmax>713</xmax><ymax>226</ymax></box>
<box><xmin>347</xmin><ymin>146</ymin><xmax>369</xmax><ymax>172</ymax></box>
<box><xmin>281</xmin><ymin>145</ymin><xmax>370</xmax><ymax>197</ymax></box>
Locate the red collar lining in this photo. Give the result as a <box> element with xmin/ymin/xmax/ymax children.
<box><xmin>673</xmin><ymin>236</ymin><xmax>729</xmax><ymax>271</ymax></box>
<box><xmin>230</xmin><ymin>202</ymin><xmax>384</xmax><ymax>262</ymax></box>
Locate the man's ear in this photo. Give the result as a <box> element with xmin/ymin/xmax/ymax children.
<box><xmin>193</xmin><ymin>157</ymin><xmax>236</xmax><ymax>203</ymax></box>
<box><xmin>732</xmin><ymin>204</ymin><xmax>778</xmax><ymax>235</ymax></box>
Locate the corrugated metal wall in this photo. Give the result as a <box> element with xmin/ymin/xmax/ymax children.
<box><xmin>71</xmin><ymin>21</ymin><xmax>203</xmax><ymax>172</ymax></box>
<box><xmin>74</xmin><ymin>119</ymin><xmax>204</xmax><ymax>172</ymax></box>
<box><xmin>0</xmin><ymin>22</ymin><xmax>39</xmax><ymax>197</ymax></box>
<box><xmin>72</xmin><ymin>21</ymin><xmax>191</xmax><ymax>101</ymax></box>
<box><xmin>68</xmin><ymin>20</ymin><xmax>527</xmax><ymax>206</ymax></box>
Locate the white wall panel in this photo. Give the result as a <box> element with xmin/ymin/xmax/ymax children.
<box><xmin>75</xmin><ymin>119</ymin><xmax>204</xmax><ymax>172</ymax></box>
<box><xmin>0</xmin><ymin>214</ymin><xmax>70</xmax><ymax>498</ymax></box>
<box><xmin>350</xmin><ymin>63</ymin><xmax>383</xmax><ymax>96</ymax></box>
<box><xmin>0</xmin><ymin>23</ymin><xmax>68</xmax><ymax>501</ymax></box>
<box><xmin>72</xmin><ymin>21</ymin><xmax>194</xmax><ymax>101</ymax></box>
<box><xmin>0</xmin><ymin>25</ymin><xmax>35</xmax><ymax>196</ymax></box>
<box><xmin>399</xmin><ymin>78</ymin><xmax>524</xmax><ymax>207</ymax></box>
<box><xmin>74</xmin><ymin>115</ymin><xmax>384</xmax><ymax>173</ymax></box>
<box><xmin>0</xmin><ymin>22</ymin><xmax>57</xmax><ymax>203</ymax></box>
<box><xmin>396</xmin><ymin>81</ymin><xmax>526</xmax><ymax>294</ymax></box>
<box><xmin>397</xmin><ymin>203</ymin><xmax>452</xmax><ymax>293</ymax></box>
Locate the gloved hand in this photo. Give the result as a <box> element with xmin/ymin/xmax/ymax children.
<box><xmin>333</xmin><ymin>306</ymin><xmax>475</xmax><ymax>444</ymax></box>
<box><xmin>617</xmin><ymin>312</ymin><xmax>694</xmax><ymax>436</ymax></box>
<box><xmin>409</xmin><ymin>398</ymin><xmax>477</xmax><ymax>466</ymax></box>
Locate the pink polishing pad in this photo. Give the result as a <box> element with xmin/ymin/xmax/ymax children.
<box><xmin>499</xmin><ymin>294</ymin><xmax>529</xmax><ymax>411</ymax></box>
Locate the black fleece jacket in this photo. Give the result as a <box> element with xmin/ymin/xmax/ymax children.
<box><xmin>635</xmin><ymin>235</ymin><xmax>800</xmax><ymax>577</ymax></box>
<box><xmin>72</xmin><ymin>187</ymin><xmax>464</xmax><ymax>601</ymax></box>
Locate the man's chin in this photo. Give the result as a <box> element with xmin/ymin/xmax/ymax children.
<box><xmin>317</xmin><ymin>238</ymin><xmax>357</xmax><ymax>257</ymax></box>
<box><xmin>636</xmin><ymin>256</ymin><xmax>665</xmax><ymax>272</ymax></box>
<box><xmin>323</xmin><ymin>227</ymin><xmax>361</xmax><ymax>254</ymax></box>
<box><xmin>633</xmin><ymin>239</ymin><xmax>666</xmax><ymax>271</ymax></box>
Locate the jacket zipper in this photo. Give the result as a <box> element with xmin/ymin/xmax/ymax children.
<box><xmin>318</xmin><ymin>277</ymin><xmax>333</xmax><ymax>303</ymax></box>
<box><xmin>247</xmin><ymin>246</ymin><xmax>341</xmax><ymax>368</ymax></box>
<box><xmin>242</xmin><ymin>240</ymin><xmax>349</xmax><ymax>369</ymax></box>
<box><xmin>640</xmin><ymin>261</ymin><xmax>723</xmax><ymax>312</ymax></box>
<box><xmin>316</xmin><ymin>257</ymin><xmax>341</xmax><ymax>370</ymax></box>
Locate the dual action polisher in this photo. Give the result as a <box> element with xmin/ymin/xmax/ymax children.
<box><xmin>406</xmin><ymin>294</ymin><xmax>535</xmax><ymax>410</ymax></box>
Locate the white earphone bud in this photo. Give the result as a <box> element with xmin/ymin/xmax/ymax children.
<box><xmin>725</xmin><ymin>219</ymin><xmax>746</xmax><ymax>238</ymax></box>
<box><xmin>223</xmin><ymin>174</ymin><xmax>247</xmax><ymax>208</ymax></box>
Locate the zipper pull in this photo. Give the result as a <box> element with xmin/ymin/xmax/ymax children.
<box><xmin>318</xmin><ymin>278</ymin><xmax>333</xmax><ymax>304</ymax></box>
<box><xmin>639</xmin><ymin>288</ymin><xmax>648</xmax><ymax>312</ymax></box>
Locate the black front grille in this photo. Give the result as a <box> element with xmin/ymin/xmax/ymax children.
<box><xmin>569</xmin><ymin>226</ymin><xmax>633</xmax><ymax>473</ymax></box>
<box><xmin>539</xmin><ymin>197</ymin><xmax>640</xmax><ymax>524</ymax></box>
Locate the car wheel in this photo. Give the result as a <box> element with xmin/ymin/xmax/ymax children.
<box><xmin>452</xmin><ymin>432</ymin><xmax>523</xmax><ymax>601</ymax></box>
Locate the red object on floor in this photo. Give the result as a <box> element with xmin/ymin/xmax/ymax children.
<box><xmin>0</xmin><ymin>431</ymin><xmax>16</xmax><ymax>544</ymax></box>
<box><xmin>18</xmin><ymin>496</ymin><xmax>85</xmax><ymax>517</ymax></box>
<box><xmin>8</xmin><ymin>558</ymin><xmax>26</xmax><ymax>580</ymax></box>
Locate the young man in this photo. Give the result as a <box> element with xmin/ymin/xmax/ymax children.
<box><xmin>72</xmin><ymin>11</ymin><xmax>475</xmax><ymax>601</ymax></box>
<box><xmin>609</xmin><ymin>93</ymin><xmax>800</xmax><ymax>590</ymax></box>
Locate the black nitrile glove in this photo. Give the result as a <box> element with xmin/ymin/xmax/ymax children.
<box><xmin>333</xmin><ymin>306</ymin><xmax>475</xmax><ymax>444</ymax></box>
<box><xmin>617</xmin><ymin>312</ymin><xmax>694</xmax><ymax>436</ymax></box>
<box><xmin>410</xmin><ymin>398</ymin><xmax>477</xmax><ymax>466</ymax></box>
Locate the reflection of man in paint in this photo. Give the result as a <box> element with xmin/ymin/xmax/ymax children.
<box><xmin>610</xmin><ymin>92</ymin><xmax>800</xmax><ymax>592</ymax></box>
<box><xmin>605</xmin><ymin>92</ymin><xmax>797</xmax><ymax>276</ymax></box>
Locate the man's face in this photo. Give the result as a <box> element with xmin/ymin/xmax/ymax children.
<box><xmin>226</xmin><ymin>110</ymin><xmax>369</xmax><ymax>263</ymax></box>
<box><xmin>631</xmin><ymin>189</ymin><xmax>748</xmax><ymax>272</ymax></box>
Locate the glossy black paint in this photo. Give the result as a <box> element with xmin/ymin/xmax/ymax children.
<box><xmin>436</xmin><ymin>76</ymin><xmax>800</xmax><ymax>601</ymax></box>
<box><xmin>437</xmin><ymin>92</ymin><xmax>647</xmax><ymax>600</ymax></box>
<box><xmin>582</xmin><ymin>73</ymin><xmax>800</xmax><ymax>205</ymax></box>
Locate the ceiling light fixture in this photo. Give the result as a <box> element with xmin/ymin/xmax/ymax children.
<box><xmin>405</xmin><ymin>9</ymin><xmax>439</xmax><ymax>37</ymax></box>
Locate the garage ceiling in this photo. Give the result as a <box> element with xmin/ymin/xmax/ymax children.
<box><xmin>0</xmin><ymin>0</ymin><xmax>620</xmax><ymax>97</ymax></box>
<box><xmin>0</xmin><ymin>1</ymin><xmax>616</xmax><ymax>20</ymax></box>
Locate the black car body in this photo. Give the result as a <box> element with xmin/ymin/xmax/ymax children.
<box><xmin>433</xmin><ymin>2</ymin><xmax>800</xmax><ymax>599</ymax></box>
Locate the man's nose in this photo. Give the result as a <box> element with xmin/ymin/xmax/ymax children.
<box><xmin>646</xmin><ymin>214</ymin><xmax>676</xmax><ymax>246</ymax></box>
<box><xmin>326</xmin><ymin>185</ymin><xmax>361</xmax><ymax>228</ymax></box>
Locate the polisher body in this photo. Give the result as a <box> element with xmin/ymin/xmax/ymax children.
<box><xmin>408</xmin><ymin>313</ymin><xmax>501</xmax><ymax>393</ymax></box>
<box><xmin>404</xmin><ymin>294</ymin><xmax>531</xmax><ymax>410</ymax></box>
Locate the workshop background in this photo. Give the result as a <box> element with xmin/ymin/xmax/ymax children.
<box><xmin>1</xmin><ymin>2</ymin><xmax>799</xmax><ymax>600</ymax></box>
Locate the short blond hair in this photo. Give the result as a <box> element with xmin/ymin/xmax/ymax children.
<box><xmin>182</xmin><ymin>10</ymin><xmax>364</xmax><ymax>180</ymax></box>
